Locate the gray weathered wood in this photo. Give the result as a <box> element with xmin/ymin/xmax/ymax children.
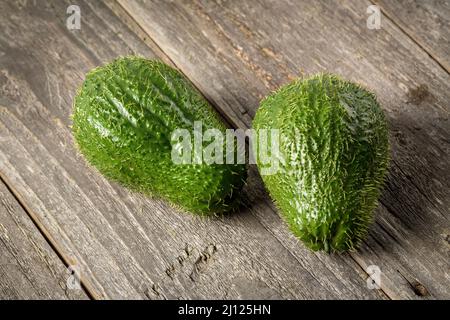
<box><xmin>117</xmin><ymin>0</ymin><xmax>450</xmax><ymax>299</ymax></box>
<box><xmin>0</xmin><ymin>0</ymin><xmax>383</xmax><ymax>299</ymax></box>
<box><xmin>0</xmin><ymin>179</ymin><xmax>88</xmax><ymax>299</ymax></box>
<box><xmin>376</xmin><ymin>0</ymin><xmax>450</xmax><ymax>72</ymax></box>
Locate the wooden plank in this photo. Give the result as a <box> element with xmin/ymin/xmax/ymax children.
<box><xmin>0</xmin><ymin>0</ymin><xmax>382</xmax><ymax>299</ymax></box>
<box><xmin>0</xmin><ymin>179</ymin><xmax>88</xmax><ymax>299</ymax></box>
<box><xmin>117</xmin><ymin>0</ymin><xmax>450</xmax><ymax>299</ymax></box>
<box><xmin>375</xmin><ymin>0</ymin><xmax>450</xmax><ymax>72</ymax></box>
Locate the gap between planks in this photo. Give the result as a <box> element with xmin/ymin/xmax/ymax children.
<box><xmin>0</xmin><ymin>173</ymin><xmax>97</xmax><ymax>300</ymax></box>
<box><xmin>372</xmin><ymin>1</ymin><xmax>450</xmax><ymax>74</ymax></box>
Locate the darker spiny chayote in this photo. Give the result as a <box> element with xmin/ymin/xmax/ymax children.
<box><xmin>72</xmin><ymin>56</ymin><xmax>246</xmax><ymax>215</ymax></box>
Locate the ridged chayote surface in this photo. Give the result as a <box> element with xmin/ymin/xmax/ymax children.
<box><xmin>253</xmin><ymin>74</ymin><xmax>389</xmax><ymax>252</ymax></box>
<box><xmin>72</xmin><ymin>56</ymin><xmax>246</xmax><ymax>215</ymax></box>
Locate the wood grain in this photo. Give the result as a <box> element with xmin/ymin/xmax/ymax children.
<box><xmin>375</xmin><ymin>0</ymin><xmax>450</xmax><ymax>72</ymax></box>
<box><xmin>0</xmin><ymin>178</ymin><xmax>88</xmax><ymax>299</ymax></box>
<box><xmin>0</xmin><ymin>0</ymin><xmax>382</xmax><ymax>299</ymax></box>
<box><xmin>117</xmin><ymin>0</ymin><xmax>450</xmax><ymax>299</ymax></box>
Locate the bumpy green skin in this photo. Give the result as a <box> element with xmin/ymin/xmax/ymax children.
<box><xmin>72</xmin><ymin>56</ymin><xmax>246</xmax><ymax>215</ymax></box>
<box><xmin>253</xmin><ymin>74</ymin><xmax>389</xmax><ymax>252</ymax></box>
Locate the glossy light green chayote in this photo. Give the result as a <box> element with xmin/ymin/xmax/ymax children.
<box><xmin>72</xmin><ymin>56</ymin><xmax>246</xmax><ymax>215</ymax></box>
<box><xmin>253</xmin><ymin>74</ymin><xmax>389</xmax><ymax>252</ymax></box>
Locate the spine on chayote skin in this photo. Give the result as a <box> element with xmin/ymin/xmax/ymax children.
<box><xmin>253</xmin><ymin>74</ymin><xmax>389</xmax><ymax>252</ymax></box>
<box><xmin>72</xmin><ymin>56</ymin><xmax>247</xmax><ymax>215</ymax></box>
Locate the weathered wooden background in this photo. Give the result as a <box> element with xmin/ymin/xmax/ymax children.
<box><xmin>0</xmin><ymin>0</ymin><xmax>449</xmax><ymax>299</ymax></box>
